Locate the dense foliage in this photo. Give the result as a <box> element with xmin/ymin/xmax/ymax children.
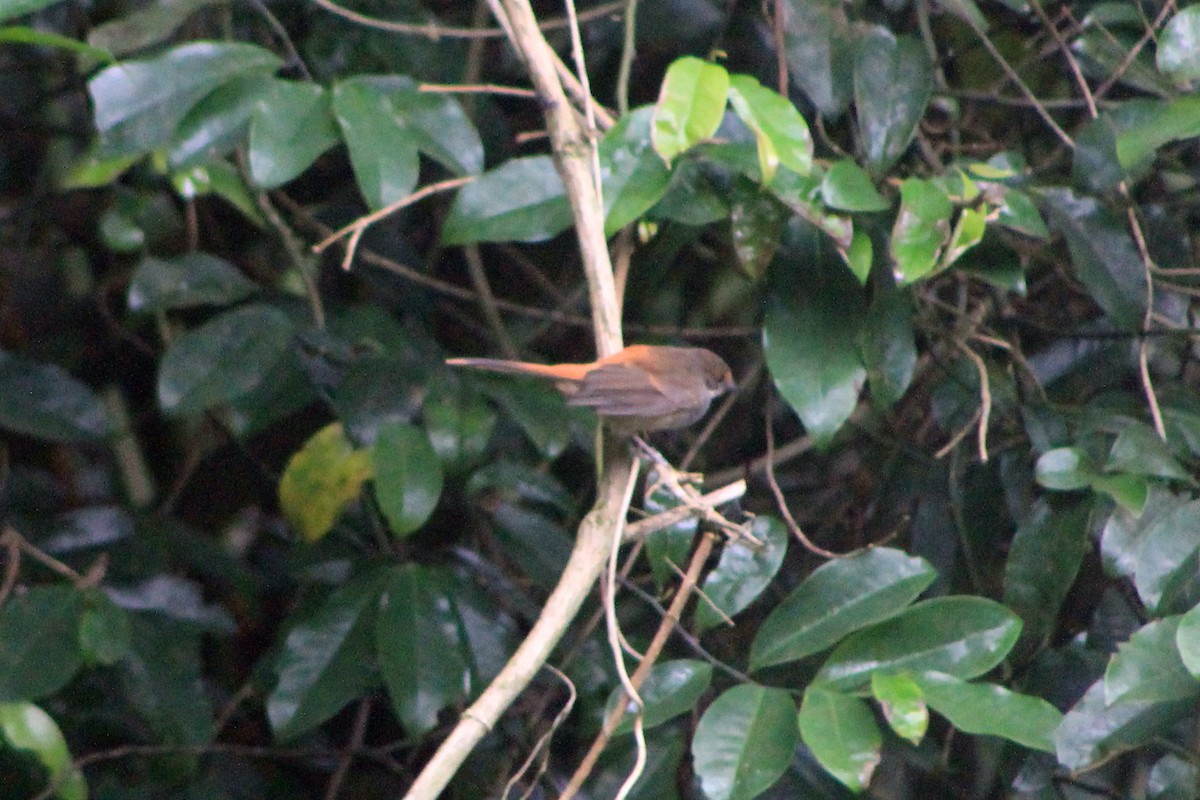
<box><xmin>4</xmin><ymin>0</ymin><xmax>1200</xmax><ymax>797</ymax></box>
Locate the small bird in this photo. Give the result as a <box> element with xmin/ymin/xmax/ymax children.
<box><xmin>446</xmin><ymin>345</ymin><xmax>736</xmax><ymax>434</ymax></box>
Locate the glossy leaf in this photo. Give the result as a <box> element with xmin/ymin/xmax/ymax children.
<box><xmin>995</xmin><ymin>187</ymin><xmax>1049</xmax><ymax>239</ymax></box>
<box><xmin>171</xmin><ymin>159</ymin><xmax>265</xmax><ymax>225</ymax></box>
<box><xmin>652</xmin><ymin>56</ymin><xmax>730</xmax><ymax>163</ymax></box>
<box><xmin>853</xmin><ymin>28</ymin><xmax>932</xmax><ymax>174</ymax></box>
<box><xmin>608</xmin><ymin>660</ymin><xmax>713</xmax><ymax>736</ymax></box>
<box><xmin>468</xmin><ymin>374</ymin><xmax>574</xmax><ymax>459</ymax></box>
<box><xmin>915</xmin><ymin>671</ymin><xmax>1061</xmax><ymax>752</ymax></box>
<box><xmin>763</xmin><ymin>252</ymin><xmax>866</xmax><ymax>447</ymax></box>
<box><xmin>0</xmin><ymin>351</ymin><xmax>111</xmax><ymax>441</ymax></box>
<box><xmin>1115</xmin><ymin>96</ymin><xmax>1200</xmax><ymax>173</ymax></box>
<box><xmin>157</xmin><ymin>303</ymin><xmax>296</xmax><ymax>415</ymax></box>
<box><xmin>692</xmin><ymin>684</ymin><xmax>797</xmax><ymax>800</ymax></box>
<box><xmin>942</xmin><ymin>205</ymin><xmax>987</xmax><ymax>268</ymax></box>
<box><xmin>331</xmin><ymin>77</ymin><xmax>420</xmax><ymax>210</ymax></box>
<box><xmin>376</xmin><ymin>565</ymin><xmax>470</xmax><ymax>734</ymax></box>
<box><xmin>422</xmin><ymin>386</ymin><xmax>497</xmax><ymax>473</ymax></box>
<box><xmin>77</xmin><ymin>591</ymin><xmax>132</xmax><ymax>666</ymax></box>
<box><xmin>820</xmin><ymin>159</ymin><xmax>889</xmax><ymax>212</ymax></box>
<box><xmin>267</xmin><ymin>570</ymin><xmax>388</xmax><ymax>740</ymax></box>
<box><xmin>798</xmin><ymin>686</ymin><xmax>881</xmax><ymax>792</ymax></box>
<box><xmin>0</xmin><ymin>702</ymin><xmax>87</xmax><ymax>800</ymax></box>
<box><xmin>1035</xmin><ymin>446</ymin><xmax>1094</xmax><ymax>491</ymax></box>
<box><xmin>1002</xmin><ymin>498</ymin><xmax>1090</xmax><ymax>655</ymax></box>
<box><xmin>1106</xmin><ymin>422</ymin><xmax>1191</xmax><ymax>481</ymax></box>
<box><xmin>168</xmin><ymin>74</ymin><xmax>271</xmax><ymax>168</ymax></box>
<box><xmin>87</xmin><ymin>41</ymin><xmax>280</xmax><ymax>156</ymax></box>
<box><xmin>248</xmin><ymin>80</ymin><xmax>339</xmax><ymax>188</ymax></box>
<box><xmin>1177</xmin><ymin>603</ymin><xmax>1200</xmax><ymax>677</ymax></box>
<box><xmin>890</xmin><ymin>178</ymin><xmax>952</xmax><ymax>284</ymax></box>
<box><xmin>1104</xmin><ymin>617</ymin><xmax>1199</xmax><ymax>706</ymax></box>
<box><xmin>355</xmin><ymin>76</ymin><xmax>482</xmax><ymax>178</ymax></box>
<box><xmin>127</xmin><ymin>252</ymin><xmax>257</xmax><ymax>312</ymax></box>
<box><xmin>1101</xmin><ymin>488</ymin><xmax>1187</xmax><ymax>579</ymax></box>
<box><xmin>750</xmin><ymin>547</ymin><xmax>935</xmax><ymax>670</ymax></box>
<box><xmin>86</xmin><ymin>0</ymin><xmax>219</xmax><ymax>56</ymax></box>
<box><xmin>871</xmin><ymin>672</ymin><xmax>927</xmax><ymax>745</ymax></box>
<box><xmin>372</xmin><ymin>422</ymin><xmax>444</xmax><ymax>537</ymax></box>
<box><xmin>599</xmin><ymin>106</ymin><xmax>671</xmax><ymax>233</ymax></box>
<box><xmin>279</xmin><ymin>423</ymin><xmax>373</xmax><ymax>542</ymax></box>
<box><xmin>815</xmin><ymin>596</ymin><xmax>1022</xmax><ymax>691</ymax></box>
<box><xmin>781</xmin><ymin>0</ymin><xmax>854</xmax><ymax>116</ymax></box>
<box><xmin>694</xmin><ymin>516</ymin><xmax>788</xmax><ymax>633</ymax></box>
<box><xmin>726</xmin><ymin>74</ymin><xmax>813</xmax><ymax>183</ymax></box>
<box><xmin>0</xmin><ymin>586</ymin><xmax>84</xmax><ymax>702</ymax></box>
<box><xmin>859</xmin><ymin>284</ymin><xmax>917</xmax><ymax>406</ymax></box>
<box><xmin>1158</xmin><ymin>7</ymin><xmax>1200</xmax><ymax>80</ymax></box>
<box><xmin>120</xmin><ymin>614</ymin><xmax>214</xmax><ymax>745</ymax></box>
<box><xmin>729</xmin><ymin>186</ymin><xmax>788</xmax><ymax>281</ymax></box>
<box><xmin>1056</xmin><ymin>678</ymin><xmax>1194</xmax><ymax>771</ymax></box>
<box><xmin>1040</xmin><ymin>188</ymin><xmax>1148</xmax><ymax>330</ymax></box>
<box><xmin>442</xmin><ymin>156</ymin><xmax>571</xmax><ymax>245</ymax></box>
<box><xmin>1133</xmin><ymin>498</ymin><xmax>1200</xmax><ymax>613</ymax></box>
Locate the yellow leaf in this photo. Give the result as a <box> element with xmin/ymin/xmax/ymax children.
<box><xmin>279</xmin><ymin>422</ymin><xmax>373</xmax><ymax>542</ymax></box>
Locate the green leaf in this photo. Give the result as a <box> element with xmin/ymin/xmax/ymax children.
<box><xmin>167</xmin><ymin>73</ymin><xmax>271</xmax><ymax>168</ymax></box>
<box><xmin>331</xmin><ymin>77</ymin><xmax>420</xmax><ymax>211</ymax></box>
<box><xmin>1002</xmin><ymin>498</ymin><xmax>1091</xmax><ymax>656</ymax></box>
<box><xmin>278</xmin><ymin>422</ymin><xmax>373</xmax><ymax>542</ymax></box>
<box><xmin>466</xmin><ymin>372</ymin><xmax>574</xmax><ymax>458</ymax></box>
<box><xmin>995</xmin><ymin>187</ymin><xmax>1048</xmax><ymax>239</ymax></box>
<box><xmin>77</xmin><ymin>591</ymin><xmax>132</xmax><ymax>666</ymax></box>
<box><xmin>267</xmin><ymin>569</ymin><xmax>388</xmax><ymax>740</ymax></box>
<box><xmin>942</xmin><ymin>205</ymin><xmax>987</xmax><ymax>268</ymax></box>
<box><xmin>1035</xmin><ymin>446</ymin><xmax>1095</xmax><ymax>490</ymax></box>
<box><xmin>1105</xmin><ymin>617</ymin><xmax>1200</xmax><ymax>706</ymax></box>
<box><xmin>871</xmin><ymin>672</ymin><xmax>927</xmax><ymax>744</ymax></box>
<box><xmin>1176</xmin><ymin>603</ymin><xmax>1200</xmax><ymax>677</ymax></box>
<box><xmin>248</xmin><ymin>80</ymin><xmax>339</xmax><ymax>188</ymax></box>
<box><xmin>859</xmin><ymin>284</ymin><xmax>916</xmax><ymax>406</ymax></box>
<box><xmin>607</xmin><ymin>660</ymin><xmax>713</xmax><ymax>736</ymax></box>
<box><xmin>171</xmin><ymin>159</ymin><xmax>266</xmax><ymax>226</ymax></box>
<box><xmin>781</xmin><ymin>0</ymin><xmax>854</xmax><ymax>117</ymax></box>
<box><xmin>915</xmin><ymin>671</ymin><xmax>1062</xmax><ymax>752</ymax></box>
<box><xmin>729</xmin><ymin>185</ymin><xmax>788</xmax><ymax>281</ymax></box>
<box><xmin>763</xmin><ymin>251</ymin><xmax>866</xmax><ymax>447</ymax></box>
<box><xmin>692</xmin><ymin>684</ymin><xmax>797</xmax><ymax>800</ymax></box>
<box><xmin>797</xmin><ymin>686</ymin><xmax>881</xmax><ymax>791</ymax></box>
<box><xmin>652</xmin><ymin>56</ymin><xmax>730</xmax><ymax>163</ymax></box>
<box><xmin>1056</xmin><ymin>678</ymin><xmax>1194</xmax><ymax>771</ymax></box>
<box><xmin>815</xmin><ymin>596</ymin><xmax>1022</xmax><ymax>691</ymax></box>
<box><xmin>0</xmin><ymin>25</ymin><xmax>113</xmax><ymax>61</ymax></box>
<box><xmin>820</xmin><ymin>159</ymin><xmax>889</xmax><ymax>212</ymax></box>
<box><xmin>0</xmin><ymin>703</ymin><xmax>87</xmax><ymax>800</ymax></box>
<box><xmin>86</xmin><ymin>0</ymin><xmax>221</xmax><ymax>56</ymax></box>
<box><xmin>0</xmin><ymin>587</ymin><xmax>84</xmax><ymax>702</ymax></box>
<box><xmin>1106</xmin><ymin>422</ymin><xmax>1192</xmax><ymax>481</ymax></box>
<box><xmin>890</xmin><ymin>178</ymin><xmax>952</xmax><ymax>284</ymax></box>
<box><xmin>87</xmin><ymin>41</ymin><xmax>281</xmax><ymax>157</ymax></box>
<box><xmin>726</xmin><ymin>74</ymin><xmax>813</xmax><ymax>183</ymax></box>
<box><xmin>0</xmin><ymin>352</ymin><xmax>111</xmax><ymax>441</ymax></box>
<box><xmin>127</xmin><ymin>252</ymin><xmax>257</xmax><ymax>312</ymax></box>
<box><xmin>371</xmin><ymin>422</ymin><xmax>444</xmax><ymax>537</ymax></box>
<box><xmin>0</xmin><ymin>0</ymin><xmax>68</xmax><ymax>23</ymax></box>
<box><xmin>442</xmin><ymin>156</ymin><xmax>571</xmax><ymax>245</ymax></box>
<box><xmin>1148</xmin><ymin>754</ymin><xmax>1199</xmax><ymax>800</ymax></box>
<box><xmin>1115</xmin><ymin>96</ymin><xmax>1200</xmax><ymax>173</ymax></box>
<box><xmin>422</xmin><ymin>386</ymin><xmax>497</xmax><ymax>473</ymax></box>
<box><xmin>694</xmin><ymin>516</ymin><xmax>788</xmax><ymax>633</ymax></box>
<box><xmin>600</xmin><ymin>106</ymin><xmax>672</xmax><ymax>233</ymax></box>
<box><xmin>1134</xmin><ymin>498</ymin><xmax>1200</xmax><ymax>613</ymax></box>
<box><xmin>120</xmin><ymin>614</ymin><xmax>214</xmax><ymax>745</ymax></box>
<box><xmin>750</xmin><ymin>547</ymin><xmax>935</xmax><ymax>670</ymax></box>
<box><xmin>853</xmin><ymin>28</ymin><xmax>933</xmax><ymax>174</ymax></box>
<box><xmin>1101</xmin><ymin>488</ymin><xmax>1187</xmax><ymax>579</ymax></box>
<box><xmin>59</xmin><ymin>147</ymin><xmax>142</xmax><ymax>188</ymax></box>
<box><xmin>376</xmin><ymin>565</ymin><xmax>470</xmax><ymax>734</ymax></box>
<box><xmin>1040</xmin><ymin>188</ymin><xmax>1148</xmax><ymax>330</ymax></box>
<box><xmin>356</xmin><ymin>75</ymin><xmax>482</xmax><ymax>177</ymax></box>
<box><xmin>1158</xmin><ymin>7</ymin><xmax>1200</xmax><ymax>81</ymax></box>
<box><xmin>157</xmin><ymin>303</ymin><xmax>296</xmax><ymax>415</ymax></box>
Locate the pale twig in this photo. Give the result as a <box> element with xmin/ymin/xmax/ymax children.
<box><xmin>615</xmin><ymin>0</ymin><xmax>640</xmax><ymax>115</ymax></box>
<box><xmin>308</xmin><ymin>0</ymin><xmax>623</xmax><ymax>39</ymax></box>
<box><xmin>312</xmin><ymin>176</ymin><xmax>474</xmax><ymax>256</ymax></box>
<box><xmin>623</xmin><ymin>480</ymin><xmax>747</xmax><ymax>542</ymax></box>
<box><xmin>955</xmin><ymin>342</ymin><xmax>992</xmax><ymax>463</ymax></box>
<box><xmin>419</xmin><ymin>82</ymin><xmax>537</xmax><ymax>99</ymax></box>
<box><xmin>763</xmin><ymin>408</ymin><xmax>841</xmax><ymax>559</ymax></box>
<box><xmin>560</xmin><ymin>532</ymin><xmax>717</xmax><ymax>800</ymax></box>
<box><xmin>500</xmin><ymin>665</ymin><xmax>577</xmax><ymax>800</ymax></box>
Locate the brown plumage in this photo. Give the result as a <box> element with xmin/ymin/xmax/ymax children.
<box><xmin>446</xmin><ymin>344</ymin><xmax>735</xmax><ymax>434</ymax></box>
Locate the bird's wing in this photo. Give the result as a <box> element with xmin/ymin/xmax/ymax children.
<box><xmin>567</xmin><ymin>363</ymin><xmax>679</xmax><ymax>416</ymax></box>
